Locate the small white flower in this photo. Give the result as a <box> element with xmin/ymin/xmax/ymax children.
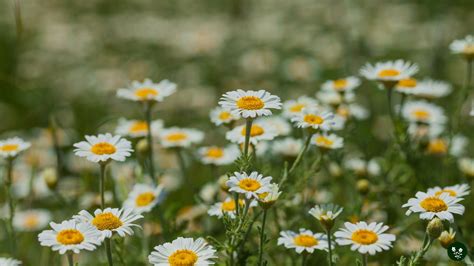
<box><xmin>291</xmin><ymin>108</ymin><xmax>335</xmax><ymax>131</ymax></box>
<box><xmin>198</xmin><ymin>145</ymin><xmax>240</xmax><ymax>165</ymax></box>
<box><xmin>73</xmin><ymin>208</ymin><xmax>143</xmax><ymax>241</ymax></box>
<box><xmin>412</xmin><ymin>79</ymin><xmax>452</xmax><ymax>98</ymax></box>
<box><xmin>335</xmin><ymin>104</ymin><xmax>369</xmax><ymax>121</ymax></box>
<box><xmin>278</xmin><ymin>229</ymin><xmax>328</xmax><ymax>253</ymax></box>
<box><xmin>13</xmin><ymin>209</ymin><xmax>50</xmax><ymax>232</ymax></box>
<box><xmin>321</xmin><ymin>76</ymin><xmax>361</xmax><ymax>93</ymax></box>
<box><xmin>402</xmin><ymin>191</ymin><xmax>465</xmax><ymax>222</ymax></box>
<box><xmin>311</xmin><ymin>133</ymin><xmax>344</xmax><ymax>149</ymax></box>
<box><xmin>272</xmin><ymin>137</ymin><xmax>303</xmax><ymax>158</ymax></box>
<box><xmin>209</xmin><ymin>107</ymin><xmax>239</xmax><ymax>126</ymax></box>
<box><xmin>159</xmin><ymin>127</ymin><xmax>204</xmax><ymax>148</ymax></box>
<box><xmin>0</xmin><ymin>137</ymin><xmax>30</xmax><ymax>158</ymax></box>
<box><xmin>335</xmin><ymin>221</ymin><xmax>396</xmax><ymax>255</ymax></box>
<box><xmin>256</xmin><ymin>116</ymin><xmax>292</xmax><ymax>136</ymax></box>
<box><xmin>226</xmin><ymin>171</ymin><xmax>272</xmax><ymax>199</ymax></box>
<box><xmin>226</xmin><ymin>121</ymin><xmax>277</xmax><ymax>145</ymax></box>
<box><xmin>117</xmin><ymin>79</ymin><xmax>177</xmax><ymax>102</ymax></box>
<box><xmin>316</xmin><ymin>90</ymin><xmax>355</xmax><ymax>106</ymax></box>
<box><xmin>148</xmin><ymin>237</ymin><xmax>216</xmax><ymax>266</ymax></box>
<box><xmin>401</xmin><ymin>101</ymin><xmax>446</xmax><ymax>125</ymax></box>
<box><xmin>123</xmin><ymin>184</ymin><xmax>164</xmax><ymax>214</ymax></box>
<box><xmin>219</xmin><ymin>89</ymin><xmax>282</xmax><ymax>118</ymax></box>
<box><xmin>73</xmin><ymin>133</ymin><xmax>133</xmax><ymax>163</ymax></box>
<box><xmin>427</xmin><ymin>184</ymin><xmax>470</xmax><ymax>200</ymax></box>
<box><xmin>458</xmin><ymin>158</ymin><xmax>474</xmax><ymax>177</ymax></box>
<box><xmin>360</xmin><ymin>60</ymin><xmax>418</xmax><ymax>82</ymax></box>
<box><xmin>282</xmin><ymin>96</ymin><xmax>319</xmax><ymax>118</ymax></box>
<box><xmin>450</xmin><ymin>35</ymin><xmax>474</xmax><ymax>59</ymax></box>
<box><xmin>257</xmin><ymin>183</ymin><xmax>282</xmax><ymax>206</ymax></box>
<box><xmin>115</xmin><ymin>118</ymin><xmax>163</xmax><ymax>138</ymax></box>
<box><xmin>309</xmin><ymin>203</ymin><xmax>343</xmax><ymax>222</ymax></box>
<box><xmin>0</xmin><ymin>258</ymin><xmax>22</xmax><ymax>266</ymax></box>
<box><xmin>38</xmin><ymin>219</ymin><xmax>102</xmax><ymax>254</ymax></box>
<box><xmin>208</xmin><ymin>197</ymin><xmax>257</xmax><ymax>219</ymax></box>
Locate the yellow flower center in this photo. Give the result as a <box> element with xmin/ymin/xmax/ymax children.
<box><xmin>23</xmin><ymin>214</ymin><xmax>40</xmax><ymax>229</ymax></box>
<box><xmin>463</xmin><ymin>45</ymin><xmax>474</xmax><ymax>55</ymax></box>
<box><xmin>351</xmin><ymin>229</ymin><xmax>378</xmax><ymax>245</ymax></box>
<box><xmin>303</xmin><ymin>114</ymin><xmax>324</xmax><ymax>125</ymax></box>
<box><xmin>378</xmin><ymin>69</ymin><xmax>400</xmax><ymax>78</ymax></box>
<box><xmin>241</xmin><ymin>124</ymin><xmax>265</xmax><ymax>137</ymax></box>
<box><xmin>238</xmin><ymin>178</ymin><xmax>261</xmax><ymax>192</ymax></box>
<box><xmin>206</xmin><ymin>147</ymin><xmax>224</xmax><ymax>158</ymax></box>
<box><xmin>218</xmin><ymin>111</ymin><xmax>231</xmax><ymax>120</ymax></box>
<box><xmin>293</xmin><ymin>234</ymin><xmax>318</xmax><ymax>247</ymax></box>
<box><xmin>56</xmin><ymin>229</ymin><xmax>85</xmax><ymax>245</ymax></box>
<box><xmin>435</xmin><ymin>189</ymin><xmax>457</xmax><ymax>197</ymax></box>
<box><xmin>398</xmin><ymin>78</ymin><xmax>417</xmax><ymax>88</ymax></box>
<box><xmin>427</xmin><ymin>139</ymin><xmax>447</xmax><ymax>154</ymax></box>
<box><xmin>1</xmin><ymin>144</ymin><xmax>19</xmax><ymax>152</ymax></box>
<box><xmin>92</xmin><ymin>212</ymin><xmax>123</xmax><ymax>231</ymax></box>
<box><xmin>337</xmin><ymin>106</ymin><xmax>350</xmax><ymax>118</ymax></box>
<box><xmin>130</xmin><ymin>121</ymin><xmax>148</xmax><ymax>133</ymax></box>
<box><xmin>135</xmin><ymin>87</ymin><xmax>158</xmax><ymax>99</ymax></box>
<box><xmin>236</xmin><ymin>96</ymin><xmax>264</xmax><ymax>110</ymax></box>
<box><xmin>315</xmin><ymin>136</ymin><xmax>334</xmax><ymax>147</ymax></box>
<box><xmin>168</xmin><ymin>249</ymin><xmax>198</xmax><ymax>266</ymax></box>
<box><xmin>411</xmin><ymin>109</ymin><xmax>430</xmax><ymax>120</ymax></box>
<box><xmin>420</xmin><ymin>197</ymin><xmax>448</xmax><ymax>212</ymax></box>
<box><xmin>91</xmin><ymin>142</ymin><xmax>116</xmax><ymax>155</ymax></box>
<box><xmin>166</xmin><ymin>133</ymin><xmax>188</xmax><ymax>142</ymax></box>
<box><xmin>135</xmin><ymin>192</ymin><xmax>156</xmax><ymax>207</ymax></box>
<box><xmin>333</xmin><ymin>79</ymin><xmax>348</xmax><ymax>90</ymax></box>
<box><xmin>289</xmin><ymin>103</ymin><xmax>306</xmax><ymax>113</ymax></box>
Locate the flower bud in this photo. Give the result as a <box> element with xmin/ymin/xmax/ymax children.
<box><xmin>356</xmin><ymin>179</ymin><xmax>370</xmax><ymax>195</ymax></box>
<box><xmin>136</xmin><ymin>139</ymin><xmax>149</xmax><ymax>155</ymax></box>
<box><xmin>218</xmin><ymin>175</ymin><xmax>229</xmax><ymax>192</ymax></box>
<box><xmin>41</xmin><ymin>167</ymin><xmax>58</xmax><ymax>190</ymax></box>
<box><xmin>426</xmin><ymin>218</ymin><xmax>443</xmax><ymax>239</ymax></box>
<box><xmin>438</xmin><ymin>229</ymin><xmax>456</xmax><ymax>249</ymax></box>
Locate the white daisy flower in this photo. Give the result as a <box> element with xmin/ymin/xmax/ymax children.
<box><xmin>207</xmin><ymin>197</ymin><xmax>257</xmax><ymax>219</ymax></box>
<box><xmin>426</xmin><ymin>135</ymin><xmax>468</xmax><ymax>157</ymax></box>
<box><xmin>73</xmin><ymin>208</ymin><xmax>143</xmax><ymax>241</ymax></box>
<box><xmin>335</xmin><ymin>221</ymin><xmax>396</xmax><ymax>255</ymax></box>
<box><xmin>321</xmin><ymin>76</ymin><xmax>361</xmax><ymax>93</ymax></box>
<box><xmin>360</xmin><ymin>60</ymin><xmax>419</xmax><ymax>83</ymax></box>
<box><xmin>316</xmin><ymin>90</ymin><xmax>355</xmax><ymax>106</ymax></box>
<box><xmin>159</xmin><ymin>127</ymin><xmax>204</xmax><ymax>148</ymax></box>
<box><xmin>123</xmin><ymin>184</ymin><xmax>164</xmax><ymax>214</ymax></box>
<box><xmin>309</xmin><ymin>203</ymin><xmax>344</xmax><ymax>223</ymax></box>
<box><xmin>226</xmin><ymin>171</ymin><xmax>273</xmax><ymax>199</ymax></box>
<box><xmin>198</xmin><ymin>145</ymin><xmax>240</xmax><ymax>165</ymax></box>
<box><xmin>115</xmin><ymin>118</ymin><xmax>164</xmax><ymax>138</ymax></box>
<box><xmin>148</xmin><ymin>237</ymin><xmax>216</xmax><ymax>266</ymax></box>
<box><xmin>395</xmin><ymin>78</ymin><xmax>419</xmax><ymax>94</ymax></box>
<box><xmin>335</xmin><ymin>104</ymin><xmax>369</xmax><ymax>121</ymax></box>
<box><xmin>218</xmin><ymin>89</ymin><xmax>282</xmax><ymax>118</ymax></box>
<box><xmin>117</xmin><ymin>79</ymin><xmax>177</xmax><ymax>102</ymax></box>
<box><xmin>257</xmin><ymin>183</ymin><xmax>282</xmax><ymax>208</ymax></box>
<box><xmin>402</xmin><ymin>191</ymin><xmax>465</xmax><ymax>222</ymax></box>
<box><xmin>311</xmin><ymin>133</ymin><xmax>344</xmax><ymax>150</ymax></box>
<box><xmin>449</xmin><ymin>35</ymin><xmax>474</xmax><ymax>59</ymax></box>
<box><xmin>0</xmin><ymin>258</ymin><xmax>22</xmax><ymax>266</ymax></box>
<box><xmin>458</xmin><ymin>158</ymin><xmax>474</xmax><ymax>178</ymax></box>
<box><xmin>272</xmin><ymin>137</ymin><xmax>303</xmax><ymax>158</ymax></box>
<box><xmin>13</xmin><ymin>209</ymin><xmax>50</xmax><ymax>232</ymax></box>
<box><xmin>256</xmin><ymin>116</ymin><xmax>292</xmax><ymax>136</ymax></box>
<box><xmin>401</xmin><ymin>101</ymin><xmax>446</xmax><ymax>125</ymax></box>
<box><xmin>38</xmin><ymin>219</ymin><xmax>102</xmax><ymax>254</ymax></box>
<box><xmin>282</xmin><ymin>96</ymin><xmax>319</xmax><ymax>118</ymax></box>
<box><xmin>226</xmin><ymin>121</ymin><xmax>277</xmax><ymax>145</ymax></box>
<box><xmin>407</xmin><ymin>123</ymin><xmax>444</xmax><ymax>139</ymax></box>
<box><xmin>209</xmin><ymin>107</ymin><xmax>239</xmax><ymax>126</ymax></box>
<box><xmin>73</xmin><ymin>133</ymin><xmax>133</xmax><ymax>163</ymax></box>
<box><xmin>412</xmin><ymin>79</ymin><xmax>452</xmax><ymax>99</ymax></box>
<box><xmin>277</xmin><ymin>229</ymin><xmax>328</xmax><ymax>253</ymax></box>
<box><xmin>427</xmin><ymin>184</ymin><xmax>470</xmax><ymax>199</ymax></box>
<box><xmin>0</xmin><ymin>137</ymin><xmax>31</xmax><ymax>158</ymax></box>
<box><xmin>291</xmin><ymin>108</ymin><xmax>335</xmax><ymax>131</ymax></box>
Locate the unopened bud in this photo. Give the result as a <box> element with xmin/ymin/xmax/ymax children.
<box><xmin>136</xmin><ymin>139</ymin><xmax>149</xmax><ymax>155</ymax></box>
<box><xmin>218</xmin><ymin>175</ymin><xmax>229</xmax><ymax>192</ymax></box>
<box><xmin>42</xmin><ymin>167</ymin><xmax>58</xmax><ymax>190</ymax></box>
<box><xmin>356</xmin><ymin>179</ymin><xmax>370</xmax><ymax>195</ymax></box>
<box><xmin>438</xmin><ymin>229</ymin><xmax>456</xmax><ymax>248</ymax></box>
<box><xmin>426</xmin><ymin>218</ymin><xmax>443</xmax><ymax>239</ymax></box>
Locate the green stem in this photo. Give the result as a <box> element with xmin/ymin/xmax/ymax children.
<box><xmin>105</xmin><ymin>238</ymin><xmax>114</xmax><ymax>266</ymax></box>
<box><xmin>243</xmin><ymin>118</ymin><xmax>253</xmax><ymax>158</ymax></box>
<box><xmin>258</xmin><ymin>210</ymin><xmax>268</xmax><ymax>266</ymax></box>
<box><xmin>362</xmin><ymin>253</ymin><xmax>368</xmax><ymax>266</ymax></box>
<box><xmin>302</xmin><ymin>252</ymin><xmax>308</xmax><ymax>266</ymax></box>
<box><xmin>288</xmin><ymin>133</ymin><xmax>313</xmax><ymax>174</ymax></box>
<box><xmin>326</xmin><ymin>230</ymin><xmax>333</xmax><ymax>266</ymax></box>
<box><xmin>452</xmin><ymin>60</ymin><xmax>473</xmax><ymax>132</ymax></box>
<box><xmin>99</xmin><ymin>163</ymin><xmax>107</xmax><ymax>209</ymax></box>
<box><xmin>4</xmin><ymin>158</ymin><xmax>17</xmax><ymax>256</ymax></box>
<box><xmin>67</xmin><ymin>252</ymin><xmax>73</xmax><ymax>266</ymax></box>
<box><xmin>144</xmin><ymin>102</ymin><xmax>158</xmax><ymax>184</ymax></box>
<box><xmin>176</xmin><ymin>149</ymin><xmax>187</xmax><ymax>182</ymax></box>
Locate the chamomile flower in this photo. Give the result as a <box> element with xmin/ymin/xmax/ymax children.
<box><xmin>73</xmin><ymin>133</ymin><xmax>133</xmax><ymax>163</ymax></box>
<box><xmin>278</xmin><ymin>229</ymin><xmax>328</xmax><ymax>253</ymax></box>
<box><xmin>209</xmin><ymin>107</ymin><xmax>239</xmax><ymax>126</ymax></box>
<box><xmin>427</xmin><ymin>184</ymin><xmax>470</xmax><ymax>199</ymax></box>
<box><xmin>412</xmin><ymin>79</ymin><xmax>452</xmax><ymax>99</ymax></box>
<box><xmin>148</xmin><ymin>237</ymin><xmax>216</xmax><ymax>266</ymax></box>
<box><xmin>321</xmin><ymin>76</ymin><xmax>361</xmax><ymax>93</ymax></box>
<box><xmin>401</xmin><ymin>101</ymin><xmax>446</xmax><ymax>125</ymax></box>
<box><xmin>272</xmin><ymin>137</ymin><xmax>303</xmax><ymax>158</ymax></box>
<box><xmin>402</xmin><ymin>191</ymin><xmax>465</xmax><ymax>222</ymax></box>
<box><xmin>395</xmin><ymin>78</ymin><xmax>418</xmax><ymax>94</ymax></box>
<box><xmin>198</xmin><ymin>145</ymin><xmax>240</xmax><ymax>165</ymax></box>
<box><xmin>38</xmin><ymin>219</ymin><xmax>102</xmax><ymax>254</ymax></box>
<box><xmin>219</xmin><ymin>89</ymin><xmax>282</xmax><ymax>118</ymax></box>
<box><xmin>13</xmin><ymin>209</ymin><xmax>50</xmax><ymax>232</ymax></box>
<box><xmin>311</xmin><ymin>133</ymin><xmax>344</xmax><ymax>150</ymax></box>
<box><xmin>309</xmin><ymin>204</ymin><xmax>343</xmax><ymax>230</ymax></box>
<box><xmin>117</xmin><ymin>79</ymin><xmax>177</xmax><ymax>102</ymax></box>
<box><xmin>73</xmin><ymin>208</ymin><xmax>143</xmax><ymax>241</ymax></box>
<box><xmin>335</xmin><ymin>221</ymin><xmax>396</xmax><ymax>255</ymax></box>
<box><xmin>123</xmin><ymin>184</ymin><xmax>164</xmax><ymax>214</ymax></box>
<box><xmin>344</xmin><ymin>157</ymin><xmax>381</xmax><ymax>176</ymax></box>
<box><xmin>360</xmin><ymin>60</ymin><xmax>418</xmax><ymax>84</ymax></box>
<box><xmin>257</xmin><ymin>183</ymin><xmax>281</xmax><ymax>208</ymax></box>
<box><xmin>335</xmin><ymin>104</ymin><xmax>369</xmax><ymax>121</ymax></box>
<box><xmin>458</xmin><ymin>158</ymin><xmax>474</xmax><ymax>178</ymax></box>
<box><xmin>226</xmin><ymin>171</ymin><xmax>272</xmax><ymax>199</ymax></box>
<box><xmin>282</xmin><ymin>96</ymin><xmax>319</xmax><ymax>118</ymax></box>
<box><xmin>317</xmin><ymin>90</ymin><xmax>355</xmax><ymax>106</ymax></box>
<box><xmin>449</xmin><ymin>35</ymin><xmax>474</xmax><ymax>59</ymax></box>
<box><xmin>226</xmin><ymin>121</ymin><xmax>277</xmax><ymax>145</ymax></box>
<box><xmin>115</xmin><ymin>118</ymin><xmax>163</xmax><ymax>138</ymax></box>
<box><xmin>291</xmin><ymin>108</ymin><xmax>335</xmax><ymax>131</ymax></box>
<box><xmin>207</xmin><ymin>197</ymin><xmax>257</xmax><ymax>219</ymax></box>
<box><xmin>0</xmin><ymin>137</ymin><xmax>31</xmax><ymax>158</ymax></box>
<box><xmin>159</xmin><ymin>127</ymin><xmax>204</xmax><ymax>148</ymax></box>
<box><xmin>426</xmin><ymin>135</ymin><xmax>467</xmax><ymax>157</ymax></box>
<box><xmin>256</xmin><ymin>116</ymin><xmax>291</xmax><ymax>136</ymax></box>
<box><xmin>0</xmin><ymin>258</ymin><xmax>21</xmax><ymax>266</ymax></box>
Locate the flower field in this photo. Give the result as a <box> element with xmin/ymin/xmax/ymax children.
<box><xmin>0</xmin><ymin>1</ymin><xmax>474</xmax><ymax>265</ymax></box>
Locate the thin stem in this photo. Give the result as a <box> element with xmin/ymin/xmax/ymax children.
<box><xmin>67</xmin><ymin>253</ymin><xmax>74</xmax><ymax>266</ymax></box>
<box><xmin>452</xmin><ymin>60</ymin><xmax>473</xmax><ymax>132</ymax></box>
<box><xmin>50</xmin><ymin>115</ymin><xmax>63</xmax><ymax>181</ymax></box>
<box><xmin>99</xmin><ymin>163</ymin><xmax>107</xmax><ymax>209</ymax></box>
<box><xmin>4</xmin><ymin>158</ymin><xmax>17</xmax><ymax>256</ymax></box>
<box><xmin>288</xmin><ymin>133</ymin><xmax>313</xmax><ymax>174</ymax></box>
<box><xmin>105</xmin><ymin>238</ymin><xmax>114</xmax><ymax>266</ymax></box>
<box><xmin>176</xmin><ymin>149</ymin><xmax>187</xmax><ymax>181</ymax></box>
<box><xmin>362</xmin><ymin>253</ymin><xmax>368</xmax><ymax>266</ymax></box>
<box><xmin>258</xmin><ymin>210</ymin><xmax>268</xmax><ymax>266</ymax></box>
<box><xmin>302</xmin><ymin>252</ymin><xmax>308</xmax><ymax>266</ymax></box>
<box><xmin>243</xmin><ymin>118</ymin><xmax>253</xmax><ymax>158</ymax></box>
<box><xmin>144</xmin><ymin>102</ymin><xmax>158</xmax><ymax>184</ymax></box>
<box><xmin>326</xmin><ymin>230</ymin><xmax>333</xmax><ymax>266</ymax></box>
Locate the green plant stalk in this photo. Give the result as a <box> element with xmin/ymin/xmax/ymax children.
<box><xmin>257</xmin><ymin>209</ymin><xmax>268</xmax><ymax>266</ymax></box>
<box><xmin>176</xmin><ymin>148</ymin><xmax>187</xmax><ymax>182</ymax></box>
<box><xmin>410</xmin><ymin>233</ymin><xmax>433</xmax><ymax>266</ymax></box>
<box><xmin>452</xmin><ymin>59</ymin><xmax>473</xmax><ymax>133</ymax></box>
<box><xmin>99</xmin><ymin>163</ymin><xmax>107</xmax><ymax>209</ymax></box>
<box><xmin>362</xmin><ymin>253</ymin><xmax>368</xmax><ymax>266</ymax></box>
<box><xmin>105</xmin><ymin>238</ymin><xmax>114</xmax><ymax>266</ymax></box>
<box><xmin>302</xmin><ymin>252</ymin><xmax>308</xmax><ymax>266</ymax></box>
<box><xmin>326</xmin><ymin>229</ymin><xmax>333</xmax><ymax>266</ymax></box>
<box><xmin>67</xmin><ymin>252</ymin><xmax>74</xmax><ymax>266</ymax></box>
<box><xmin>243</xmin><ymin>118</ymin><xmax>253</xmax><ymax>158</ymax></box>
<box><xmin>144</xmin><ymin>102</ymin><xmax>158</xmax><ymax>184</ymax></box>
<box><xmin>288</xmin><ymin>132</ymin><xmax>313</xmax><ymax>174</ymax></box>
<box><xmin>4</xmin><ymin>158</ymin><xmax>17</xmax><ymax>256</ymax></box>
